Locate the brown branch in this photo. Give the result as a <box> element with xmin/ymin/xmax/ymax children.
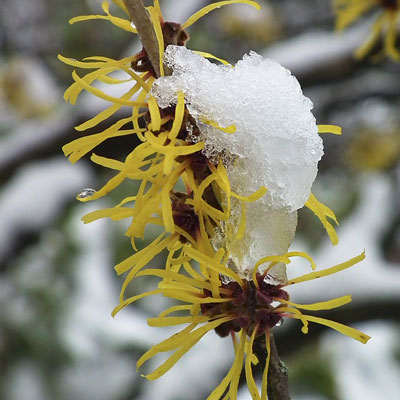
<box><xmin>253</xmin><ymin>333</ymin><xmax>290</xmax><ymax>400</ymax></box>
<box><xmin>123</xmin><ymin>0</ymin><xmax>162</xmax><ymax>77</ymax></box>
<box><xmin>267</xmin><ymin>334</ymin><xmax>290</xmax><ymax>400</ymax></box>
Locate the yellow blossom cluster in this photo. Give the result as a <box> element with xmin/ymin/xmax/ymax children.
<box><xmin>60</xmin><ymin>1</ymin><xmax>370</xmax><ymax>399</ymax></box>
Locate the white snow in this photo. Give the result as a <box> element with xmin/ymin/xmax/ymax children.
<box><xmin>152</xmin><ymin>46</ymin><xmax>323</xmax><ymax>212</ymax></box>
<box><xmin>213</xmin><ymin>203</ymin><xmax>298</xmax><ymax>280</ymax></box>
<box><xmin>152</xmin><ymin>45</ymin><xmax>323</xmax><ymax>275</ymax></box>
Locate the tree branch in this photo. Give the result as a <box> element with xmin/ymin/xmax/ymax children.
<box><xmin>253</xmin><ymin>332</ymin><xmax>291</xmax><ymax>400</ymax></box>
<box><xmin>123</xmin><ymin>0</ymin><xmax>162</xmax><ymax>77</ymax></box>
<box><xmin>267</xmin><ymin>334</ymin><xmax>290</xmax><ymax>400</ymax></box>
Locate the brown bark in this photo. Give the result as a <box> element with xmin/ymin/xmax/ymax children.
<box><xmin>123</xmin><ymin>0</ymin><xmax>163</xmax><ymax>77</ymax></box>
<box><xmin>253</xmin><ymin>333</ymin><xmax>291</xmax><ymax>400</ymax></box>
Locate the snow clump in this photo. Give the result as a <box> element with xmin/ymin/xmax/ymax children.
<box><xmin>152</xmin><ymin>45</ymin><xmax>323</xmax><ymax>212</ymax></box>
<box><xmin>151</xmin><ymin>46</ymin><xmax>323</xmax><ymax>277</ymax></box>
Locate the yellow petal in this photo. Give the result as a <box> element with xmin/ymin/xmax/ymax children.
<box><xmin>260</xmin><ymin>331</ymin><xmax>271</xmax><ymax>400</ymax></box>
<box><xmin>318</xmin><ymin>124</ymin><xmax>342</xmax><ymax>135</ymax></box>
<box><xmin>58</xmin><ymin>54</ymin><xmax>130</xmax><ymax>69</ymax></box>
<box><xmin>201</xmin><ymin>118</ymin><xmax>237</xmax><ymax>134</ymax></box>
<box><xmin>245</xmin><ymin>327</ymin><xmax>261</xmax><ymax>400</ymax></box>
<box><xmin>137</xmin><ymin>324</ymin><xmax>197</xmax><ymax>369</ymax></box>
<box><xmin>69</xmin><ymin>15</ymin><xmax>112</xmax><ymax>24</ymax></box>
<box><xmin>277</xmin><ymin>295</ymin><xmax>352</xmax><ymax>311</ymax></box>
<box><xmin>74</xmin><ymin>88</ymin><xmax>137</xmax><ymax>130</ymax></box>
<box><xmin>182</xmin><ymin>0</ymin><xmax>261</xmax><ymax>30</ymax></box>
<box><xmin>231</xmin><ymin>186</ymin><xmax>267</xmax><ymax>202</ymax></box>
<box><xmin>111</xmin><ymin>0</ymin><xmax>129</xmax><ymax>15</ymax></box>
<box><xmin>286</xmin><ymin>251</ymin><xmax>316</xmax><ymax>270</ymax></box>
<box><xmin>161</xmin><ymin>184</ymin><xmax>175</xmax><ymax>233</ymax></box>
<box><xmin>111</xmin><ymin>289</ymin><xmax>163</xmax><ymax>316</ymax></box>
<box><xmin>183</xmin><ymin>261</ymin><xmax>204</xmax><ymax>281</ymax></box>
<box><xmin>168</xmin><ymin>91</ymin><xmax>186</xmax><ymax>141</ymax></box>
<box><xmin>144</xmin><ymin>337</ymin><xmax>202</xmax><ymax>381</ymax></box>
<box><xmin>150</xmin><ymin>317</ymin><xmax>232</xmax><ymax>355</ymax></box>
<box><xmin>157</xmin><ymin>304</ymin><xmax>193</xmax><ymax>317</ymax></box>
<box><xmin>147</xmin><ymin>315</ymin><xmax>209</xmax><ymax>327</ymax></box>
<box><xmin>91</xmin><ymin>154</ymin><xmax>125</xmax><ymax>170</ymax></box>
<box><xmin>142</xmin><ymin>317</ymin><xmax>234</xmax><ymax>380</ymax></box>
<box><xmin>114</xmin><ymin>232</ymin><xmax>166</xmax><ymax>275</ymax></box>
<box><xmin>63</xmin><ymin>116</ymin><xmax>141</xmax><ymax>162</ymax></box>
<box><xmin>77</xmin><ymin>170</ymin><xmax>125</xmax><ymax>202</ymax></box>
<box><xmin>193</xmin><ymin>51</ymin><xmax>231</xmax><ymax>66</ymax></box>
<box><xmin>148</xmin><ymin>95</ymin><xmax>161</xmax><ymax>131</ymax></box>
<box><xmin>292</xmin><ymin>314</ymin><xmax>371</xmax><ymax>344</ymax></box>
<box><xmin>147</xmin><ymin>5</ymin><xmax>164</xmax><ymax>76</ymax></box>
<box><xmin>71</xmin><ymin>70</ymin><xmax>146</xmax><ymax>106</ymax></box>
<box><xmin>235</xmin><ymin>202</ymin><xmax>247</xmax><ymax>240</ymax></box>
<box><xmin>184</xmin><ymin>245</ymin><xmax>243</xmax><ymax>285</ymax></box>
<box><xmin>305</xmin><ymin>193</ymin><xmax>339</xmax><ymax>245</ymax></box>
<box><xmin>69</xmin><ymin>13</ymin><xmax>137</xmax><ymax>33</ymax></box>
<box><xmin>286</xmin><ymin>251</ymin><xmax>366</xmax><ymax>285</ymax></box>
<box><xmin>145</xmin><ymin>132</ymin><xmax>205</xmax><ymax>156</ymax></box>
<box><xmin>277</xmin><ymin>306</ymin><xmax>309</xmax><ymax>333</ymax></box>
<box><xmin>208</xmin><ymin>329</ymin><xmax>246</xmax><ymax>400</ymax></box>
<box><xmin>64</xmin><ymin>67</ymin><xmax>121</xmax><ymax>104</ymax></box>
<box><xmin>81</xmin><ymin>207</ymin><xmax>133</xmax><ymax>223</ymax></box>
<box><xmin>118</xmin><ymin>235</ymin><xmax>180</xmax><ymax>302</ymax></box>
<box><xmin>161</xmin><ymin>289</ymin><xmax>232</xmax><ymax>304</ymax></box>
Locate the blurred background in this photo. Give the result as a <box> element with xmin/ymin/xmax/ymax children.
<box><xmin>1</xmin><ymin>0</ymin><xmax>400</xmax><ymax>399</ymax></box>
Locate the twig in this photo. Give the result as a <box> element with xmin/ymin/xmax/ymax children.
<box><xmin>253</xmin><ymin>333</ymin><xmax>290</xmax><ymax>400</ymax></box>
<box><xmin>267</xmin><ymin>334</ymin><xmax>290</xmax><ymax>400</ymax></box>
<box><xmin>123</xmin><ymin>0</ymin><xmax>162</xmax><ymax>77</ymax></box>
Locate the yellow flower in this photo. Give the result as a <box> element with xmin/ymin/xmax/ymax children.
<box><xmin>59</xmin><ymin>0</ymin><xmax>263</xmax><ymax>276</ymax></box>
<box><xmin>112</xmin><ymin>245</ymin><xmax>370</xmax><ymax>400</ymax></box>
<box><xmin>59</xmin><ymin>0</ymin><xmax>347</xmax><ymax>320</ymax></box>
<box><xmin>60</xmin><ymin>2</ymin><xmax>370</xmax><ymax>398</ymax></box>
<box><xmin>333</xmin><ymin>0</ymin><xmax>400</xmax><ymax>60</ymax></box>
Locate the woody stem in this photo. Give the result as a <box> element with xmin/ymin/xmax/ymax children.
<box><xmin>253</xmin><ymin>333</ymin><xmax>290</xmax><ymax>400</ymax></box>
<box><xmin>123</xmin><ymin>0</ymin><xmax>162</xmax><ymax>77</ymax></box>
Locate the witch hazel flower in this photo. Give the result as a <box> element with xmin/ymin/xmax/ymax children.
<box><xmin>60</xmin><ymin>1</ymin><xmax>369</xmax><ymax>399</ymax></box>
<box><xmin>124</xmin><ymin>248</ymin><xmax>369</xmax><ymax>399</ymax></box>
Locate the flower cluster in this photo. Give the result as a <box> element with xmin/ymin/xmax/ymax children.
<box><xmin>60</xmin><ymin>1</ymin><xmax>370</xmax><ymax>398</ymax></box>
<box><xmin>333</xmin><ymin>0</ymin><xmax>400</xmax><ymax>60</ymax></box>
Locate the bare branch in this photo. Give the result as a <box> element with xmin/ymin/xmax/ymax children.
<box><xmin>123</xmin><ymin>0</ymin><xmax>162</xmax><ymax>77</ymax></box>
<box><xmin>267</xmin><ymin>334</ymin><xmax>290</xmax><ymax>400</ymax></box>
<box><xmin>253</xmin><ymin>333</ymin><xmax>291</xmax><ymax>400</ymax></box>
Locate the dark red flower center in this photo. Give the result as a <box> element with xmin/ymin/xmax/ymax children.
<box><xmin>170</xmin><ymin>192</ymin><xmax>199</xmax><ymax>240</ymax></box>
<box><xmin>201</xmin><ymin>273</ymin><xmax>289</xmax><ymax>337</ymax></box>
<box><xmin>131</xmin><ymin>21</ymin><xmax>189</xmax><ymax>76</ymax></box>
